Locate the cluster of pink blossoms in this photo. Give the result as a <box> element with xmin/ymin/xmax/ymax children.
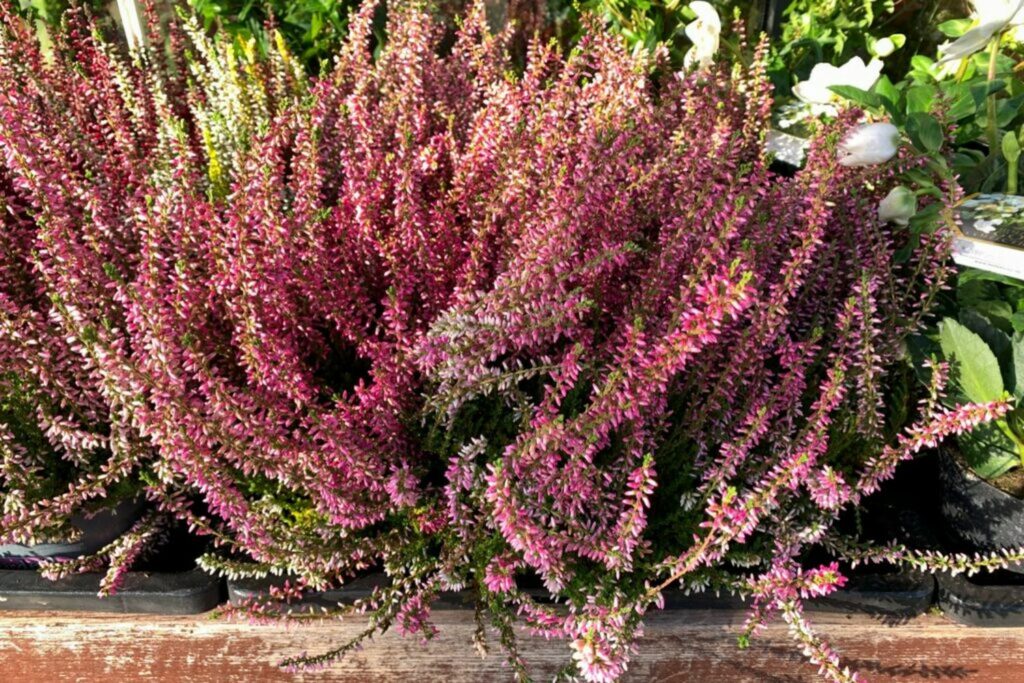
<box><xmin>0</xmin><ymin>2</ymin><xmax>1016</xmax><ymax>681</ymax></box>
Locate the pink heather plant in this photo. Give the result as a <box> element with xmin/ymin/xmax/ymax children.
<box><xmin>1</xmin><ymin>2</ymin><xmax>1022</xmax><ymax>682</ymax></box>
<box><xmin>0</xmin><ymin>1</ymin><xmax>303</xmax><ymax>577</ymax></box>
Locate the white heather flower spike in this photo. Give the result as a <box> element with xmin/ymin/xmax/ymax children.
<box><xmin>878</xmin><ymin>186</ymin><xmax>917</xmax><ymax>225</ymax></box>
<box><xmin>793</xmin><ymin>57</ymin><xmax>884</xmax><ymax>106</ymax></box>
<box><xmin>838</xmin><ymin>123</ymin><xmax>901</xmax><ymax>167</ymax></box>
<box><xmin>683</xmin><ymin>2</ymin><xmax>721</xmax><ymax>71</ymax></box>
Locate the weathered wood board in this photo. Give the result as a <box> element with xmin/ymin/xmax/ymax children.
<box><xmin>0</xmin><ymin>609</ymin><xmax>1022</xmax><ymax>681</ymax></box>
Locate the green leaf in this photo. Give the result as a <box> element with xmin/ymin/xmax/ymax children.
<box><xmin>971</xmin><ymin>80</ymin><xmax>1007</xmax><ymax>106</ymax></box>
<box><xmin>938</xmin><ymin>19</ymin><xmax>973</xmax><ymax>38</ymax></box>
<box><xmin>997</xmin><ymin>96</ymin><xmax>1024</xmax><ymax>127</ymax></box>
<box><xmin>905</xmin><ymin>112</ymin><xmax>944</xmax><ymax>153</ymax></box>
<box><xmin>875</xmin><ymin>76</ymin><xmax>899</xmax><ymax>103</ymax></box>
<box><xmin>947</xmin><ymin>94</ymin><xmax>977</xmax><ymax>121</ymax></box>
<box><xmin>943</xmin><ymin>83</ymin><xmax>978</xmax><ymax>121</ymax></box>
<box><xmin>874</xmin><ymin>76</ymin><xmax>901</xmax><ymax>120</ymax></box>
<box><xmin>959</xmin><ymin>423</ymin><xmax>1020</xmax><ymax>479</ymax></box>
<box><xmin>911</xmin><ymin>55</ymin><xmax>934</xmax><ymax>72</ymax></box>
<box><xmin>940</xmin><ymin>318</ymin><xmax>1005</xmax><ymax>403</ymax></box>
<box><xmin>828</xmin><ymin>85</ymin><xmax>880</xmax><ymax>108</ymax></box>
<box><xmin>961</xmin><ymin>308</ymin><xmax>1015</xmax><ymax>386</ymax></box>
<box><xmin>959</xmin><ymin>268</ymin><xmax>1024</xmax><ymax>287</ymax></box>
<box><xmin>906</xmin><ymin>85</ymin><xmax>935</xmax><ymax>114</ymax></box>
<box><xmin>976</xmin><ymin>300</ymin><xmax>1017</xmax><ymax>333</ymax></box>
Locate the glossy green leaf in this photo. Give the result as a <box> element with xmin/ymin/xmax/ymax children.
<box><xmin>872</xmin><ymin>76</ymin><xmax>897</xmax><ymax>107</ymax></box>
<box><xmin>937</xmin><ymin>19</ymin><xmax>973</xmax><ymax>38</ymax></box>
<box><xmin>905</xmin><ymin>112</ymin><xmax>943</xmax><ymax>153</ymax></box>
<box><xmin>972</xmin><ymin>80</ymin><xmax>1007</xmax><ymax>106</ymax></box>
<box><xmin>997</xmin><ymin>96</ymin><xmax>1024</xmax><ymax>127</ymax></box>
<box><xmin>828</xmin><ymin>85</ymin><xmax>880</xmax><ymax>108</ymax></box>
<box><xmin>977</xmin><ymin>300</ymin><xmax>1017</xmax><ymax>333</ymax></box>
<box><xmin>946</xmin><ymin>86</ymin><xmax>977</xmax><ymax>120</ymax></box>
<box><xmin>911</xmin><ymin>55</ymin><xmax>935</xmax><ymax>71</ymax></box>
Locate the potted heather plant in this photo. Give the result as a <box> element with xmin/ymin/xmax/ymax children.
<box><xmin>74</xmin><ymin>2</ymin><xmax>1013</xmax><ymax>679</ymax></box>
<box><xmin>0</xmin><ymin>366</ymin><xmax>144</xmax><ymax>569</ymax></box>
<box><xmin>0</xmin><ymin>163</ymin><xmax>150</xmax><ymax>576</ymax></box>
<box><xmin>0</xmin><ymin>3</ymin><xmax>304</xmax><ymax>608</ymax></box>
<box><xmin>4</xmin><ymin>0</ymin><xmax>1024</xmax><ymax>677</ymax></box>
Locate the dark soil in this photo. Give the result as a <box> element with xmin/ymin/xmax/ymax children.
<box><xmin>990</xmin><ymin>467</ymin><xmax>1024</xmax><ymax>499</ymax></box>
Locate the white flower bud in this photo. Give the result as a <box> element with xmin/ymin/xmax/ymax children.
<box><xmin>838</xmin><ymin>122</ymin><xmax>900</xmax><ymax>167</ymax></box>
<box><xmin>878</xmin><ymin>186</ymin><xmax>917</xmax><ymax>225</ymax></box>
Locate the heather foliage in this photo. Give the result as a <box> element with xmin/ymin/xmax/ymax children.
<box><xmin>0</xmin><ymin>1</ymin><xmax>304</xmax><ymax>583</ymax></box>
<box><xmin>0</xmin><ymin>2</ymin><xmax>1015</xmax><ymax>681</ymax></box>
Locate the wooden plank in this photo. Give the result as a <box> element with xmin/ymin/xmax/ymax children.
<box><xmin>0</xmin><ymin>609</ymin><xmax>1023</xmax><ymax>681</ymax></box>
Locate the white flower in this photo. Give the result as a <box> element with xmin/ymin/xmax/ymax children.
<box><xmin>838</xmin><ymin>123</ymin><xmax>901</xmax><ymax>166</ymax></box>
<box><xmin>878</xmin><ymin>186</ymin><xmax>917</xmax><ymax>225</ymax></box>
<box><xmin>793</xmin><ymin>57</ymin><xmax>883</xmax><ymax>106</ymax></box>
<box><xmin>938</xmin><ymin>21</ymin><xmax>1010</xmax><ymax>62</ymax></box>
<box><xmin>683</xmin><ymin>2</ymin><xmax>720</xmax><ymax>71</ymax></box>
<box><xmin>971</xmin><ymin>0</ymin><xmax>1024</xmax><ymax>25</ymax></box>
<box><xmin>872</xmin><ymin>37</ymin><xmax>896</xmax><ymax>57</ymax></box>
<box><xmin>938</xmin><ymin>0</ymin><xmax>1024</xmax><ymax>62</ymax></box>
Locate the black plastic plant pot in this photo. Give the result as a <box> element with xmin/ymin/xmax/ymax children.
<box><xmin>0</xmin><ymin>498</ymin><xmax>144</xmax><ymax>569</ymax></box>
<box><xmin>0</xmin><ymin>567</ymin><xmax>224</xmax><ymax>614</ymax></box>
<box><xmin>0</xmin><ymin>505</ymin><xmax>225</xmax><ymax>614</ymax></box>
<box><xmin>937</xmin><ymin>571</ymin><xmax>1024</xmax><ymax>626</ymax></box>
<box><xmin>662</xmin><ymin>571</ymin><xmax>934</xmax><ymax>616</ymax></box>
<box><xmin>809</xmin><ymin>571</ymin><xmax>935</xmax><ymax>618</ymax></box>
<box><xmin>228</xmin><ymin>570</ymin><xmax>934</xmax><ymax>618</ymax></box>
<box><xmin>938</xmin><ymin>448</ymin><xmax>1024</xmax><ymax>573</ymax></box>
<box><xmin>227</xmin><ymin>572</ymin><xmax>388</xmax><ymax>612</ymax></box>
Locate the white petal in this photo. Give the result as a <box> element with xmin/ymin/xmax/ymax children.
<box><xmin>971</xmin><ymin>0</ymin><xmax>1024</xmax><ymax>25</ymax></box>
<box><xmin>683</xmin><ymin>2</ymin><xmax>721</xmax><ymax>71</ymax></box>
<box><xmin>838</xmin><ymin>123</ymin><xmax>900</xmax><ymax>167</ymax></box>
<box><xmin>688</xmin><ymin>1</ymin><xmax>721</xmax><ymax>30</ymax></box>
<box><xmin>873</xmin><ymin>38</ymin><xmax>896</xmax><ymax>57</ymax></box>
<box><xmin>938</xmin><ymin>21</ymin><xmax>1007</xmax><ymax>63</ymax></box>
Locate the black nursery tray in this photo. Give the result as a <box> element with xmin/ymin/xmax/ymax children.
<box><xmin>667</xmin><ymin>571</ymin><xmax>934</xmax><ymax>618</ymax></box>
<box><xmin>228</xmin><ymin>570</ymin><xmax>934</xmax><ymax>618</ymax></box>
<box><xmin>937</xmin><ymin>572</ymin><xmax>1024</xmax><ymax>627</ymax></box>
<box><xmin>807</xmin><ymin>571</ymin><xmax>935</xmax><ymax>617</ymax></box>
<box><xmin>227</xmin><ymin>572</ymin><xmax>387</xmax><ymax>611</ymax></box>
<box><xmin>0</xmin><ymin>568</ymin><xmax>224</xmax><ymax>614</ymax></box>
